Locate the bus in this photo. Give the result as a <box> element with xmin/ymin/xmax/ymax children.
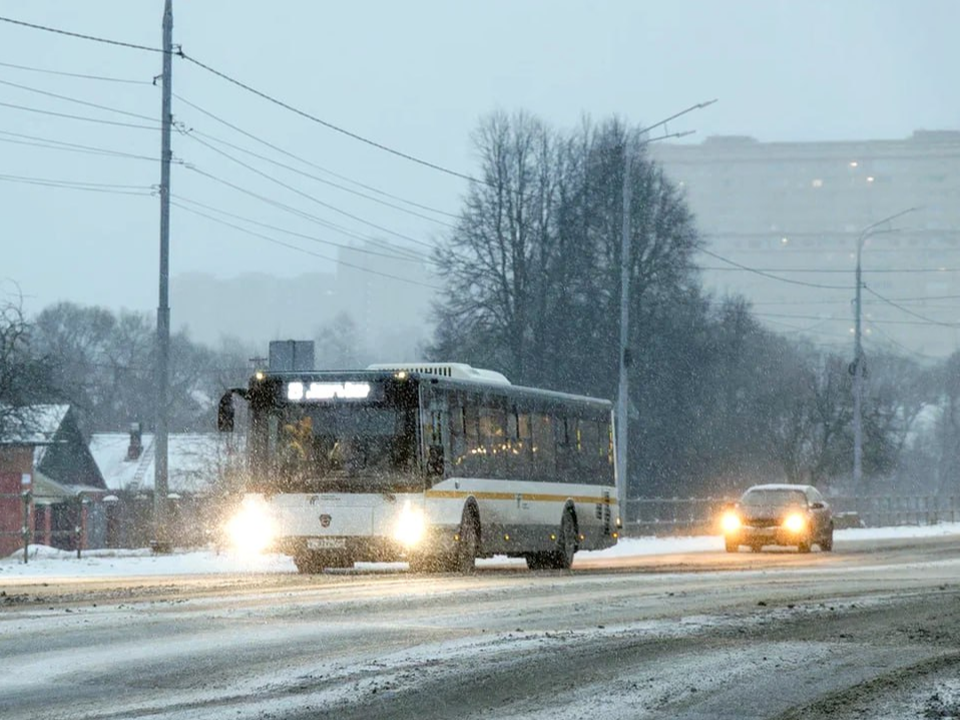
<box><xmin>217</xmin><ymin>362</ymin><xmax>620</xmax><ymax>573</ymax></box>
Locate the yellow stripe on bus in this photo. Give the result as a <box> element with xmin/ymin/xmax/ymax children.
<box><xmin>425</xmin><ymin>489</ymin><xmax>618</xmax><ymax>505</ymax></box>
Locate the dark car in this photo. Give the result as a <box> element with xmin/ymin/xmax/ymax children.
<box><xmin>721</xmin><ymin>483</ymin><xmax>834</xmax><ymax>553</ymax></box>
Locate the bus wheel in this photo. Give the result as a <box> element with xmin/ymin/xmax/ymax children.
<box><xmin>557</xmin><ymin>511</ymin><xmax>578</xmax><ymax>569</ymax></box>
<box><xmin>538</xmin><ymin>510</ymin><xmax>577</xmax><ymax>570</ymax></box>
<box><xmin>294</xmin><ymin>551</ymin><xmax>323</xmax><ymax>574</ymax></box>
<box><xmin>455</xmin><ymin>509</ymin><xmax>480</xmax><ymax>574</ymax></box>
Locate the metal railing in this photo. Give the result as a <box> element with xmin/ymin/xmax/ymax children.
<box><xmin>623</xmin><ymin>495</ymin><xmax>960</xmax><ymax>537</ymax></box>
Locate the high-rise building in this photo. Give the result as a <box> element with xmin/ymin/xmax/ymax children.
<box><xmin>650</xmin><ymin>130</ymin><xmax>960</xmax><ymax>358</ymax></box>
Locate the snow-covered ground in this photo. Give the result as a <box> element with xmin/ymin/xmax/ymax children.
<box><xmin>2</xmin><ymin>522</ymin><xmax>959</xmax><ymax>579</ymax></box>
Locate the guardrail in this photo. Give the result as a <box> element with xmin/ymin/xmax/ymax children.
<box><xmin>623</xmin><ymin>495</ymin><xmax>960</xmax><ymax>537</ymax></box>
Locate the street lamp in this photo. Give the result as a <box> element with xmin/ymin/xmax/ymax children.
<box><xmin>617</xmin><ymin>99</ymin><xmax>717</xmax><ymax>522</ymax></box>
<box><xmin>852</xmin><ymin>207</ymin><xmax>918</xmax><ymax>487</ymax></box>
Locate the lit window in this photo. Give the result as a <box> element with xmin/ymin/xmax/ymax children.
<box><xmin>849</xmin><ymin>161</ymin><xmax>859</xmax><ymax>168</ymax></box>
<box><xmin>781</xmin><ymin>237</ymin><xmax>789</xmax><ymax>245</ymax></box>
<box><xmin>866</xmin><ymin>176</ymin><xmax>875</xmax><ymax>183</ymax></box>
<box><xmin>812</xmin><ymin>179</ymin><xmax>824</xmax><ymax>188</ymax></box>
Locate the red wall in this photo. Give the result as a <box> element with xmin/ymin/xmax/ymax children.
<box><xmin>0</xmin><ymin>447</ymin><xmax>33</xmax><ymax>557</ymax></box>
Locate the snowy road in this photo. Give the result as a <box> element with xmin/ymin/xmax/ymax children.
<box><xmin>2</xmin><ymin>533</ymin><xmax>960</xmax><ymax>719</ymax></box>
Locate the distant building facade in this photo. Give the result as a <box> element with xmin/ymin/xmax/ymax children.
<box><xmin>650</xmin><ymin>130</ymin><xmax>960</xmax><ymax>357</ymax></box>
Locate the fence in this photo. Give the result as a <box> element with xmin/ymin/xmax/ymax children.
<box><xmin>623</xmin><ymin>495</ymin><xmax>960</xmax><ymax>537</ymax></box>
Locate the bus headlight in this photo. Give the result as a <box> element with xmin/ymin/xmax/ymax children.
<box><xmin>394</xmin><ymin>501</ymin><xmax>426</xmax><ymax>548</ymax></box>
<box><xmin>783</xmin><ymin>513</ymin><xmax>806</xmax><ymax>533</ymax></box>
<box><xmin>225</xmin><ymin>497</ymin><xmax>275</xmax><ymax>554</ymax></box>
<box><xmin>721</xmin><ymin>511</ymin><xmax>742</xmax><ymax>534</ymax></box>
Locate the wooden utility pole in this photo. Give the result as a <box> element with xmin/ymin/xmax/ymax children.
<box><xmin>153</xmin><ymin>0</ymin><xmax>173</xmax><ymax>552</ymax></box>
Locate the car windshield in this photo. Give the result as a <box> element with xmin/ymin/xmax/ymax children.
<box><xmin>741</xmin><ymin>489</ymin><xmax>807</xmax><ymax>509</ymax></box>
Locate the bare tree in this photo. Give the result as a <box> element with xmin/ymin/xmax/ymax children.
<box><xmin>0</xmin><ymin>297</ymin><xmax>60</xmax><ymax>441</ymax></box>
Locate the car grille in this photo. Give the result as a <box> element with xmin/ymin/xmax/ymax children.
<box><xmin>744</xmin><ymin>518</ymin><xmax>781</xmax><ymax>528</ymax></box>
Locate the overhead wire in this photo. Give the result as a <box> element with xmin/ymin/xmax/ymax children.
<box><xmin>174</xmin><ymin>92</ymin><xmax>459</xmax><ymax>220</ymax></box>
<box><xmin>183</xmin><ymin>132</ymin><xmax>438</xmax><ymax>252</ymax></box>
<box><xmin>0</xmin><ymin>129</ymin><xmax>159</xmax><ymax>162</ymax></box>
<box><xmin>0</xmin><ymin>15</ymin><xmax>165</xmax><ymax>54</ymax></box>
<box><xmin>177</xmin><ymin>52</ymin><xmax>484</xmax><ymax>186</ymax></box>
<box><xmin>172</xmin><ymin>200</ymin><xmax>442</xmax><ymax>291</ymax></box>
<box><xmin>698</xmin><ymin>248</ymin><xmax>854</xmax><ymax>290</ymax></box>
<box><xmin>171</xmin><ymin>194</ymin><xmax>428</xmax><ymax>264</ymax></box>
<box><xmin>863</xmin><ymin>286</ymin><xmax>960</xmax><ymax>327</ymax></box>
<box><xmin>0</xmin><ymin>59</ymin><xmax>151</xmax><ymax>84</ymax></box>
<box><xmin>182</xmin><ymin>163</ymin><xmax>428</xmax><ymax>262</ymax></box>
<box><xmin>0</xmin><ymin>172</ymin><xmax>153</xmax><ymax>196</ymax></box>
<box><xmin>0</xmin><ymin>99</ymin><xmax>160</xmax><ymax>130</ymax></box>
<box><xmin>0</xmin><ymin>77</ymin><xmax>157</xmax><ymax>122</ymax></box>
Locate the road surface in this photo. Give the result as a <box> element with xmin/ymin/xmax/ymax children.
<box><xmin>2</xmin><ymin>535</ymin><xmax>959</xmax><ymax>719</ymax></box>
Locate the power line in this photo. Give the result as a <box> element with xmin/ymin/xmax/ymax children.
<box><xmin>184</xmin><ymin>132</ymin><xmax>438</xmax><ymax>251</ymax></box>
<box><xmin>182</xmin><ymin>163</ymin><xmax>428</xmax><ymax>261</ymax></box>
<box><xmin>753</xmin><ymin>309</ymin><xmax>959</xmax><ymax>328</ymax></box>
<box><xmin>0</xmin><ymin>99</ymin><xmax>160</xmax><ymax>130</ymax></box>
<box><xmin>0</xmin><ymin>59</ymin><xmax>151</xmax><ymax>84</ymax></box>
<box><xmin>171</xmin><ymin>194</ymin><xmax>428</xmax><ymax>264</ymax></box>
<box><xmin>0</xmin><ymin>78</ymin><xmax>158</xmax><ymax>122</ymax></box>
<box><xmin>0</xmin><ymin>172</ymin><xmax>153</xmax><ymax>195</ymax></box>
<box><xmin>703</xmin><ymin>265</ymin><xmax>960</xmax><ymax>274</ymax></box>
<box><xmin>0</xmin><ymin>129</ymin><xmax>159</xmax><ymax>162</ymax></box>
<box><xmin>174</xmin><ymin>92</ymin><xmax>459</xmax><ymax>220</ymax></box>
<box><xmin>863</xmin><ymin>286</ymin><xmax>960</xmax><ymax>327</ymax></box>
<box><xmin>187</xmin><ymin>126</ymin><xmax>456</xmax><ymax>228</ymax></box>
<box><xmin>0</xmin><ymin>15</ymin><xmax>165</xmax><ymax>53</ymax></box>
<box><xmin>178</xmin><ymin>52</ymin><xmax>483</xmax><ymax>186</ymax></box>
<box><xmin>698</xmin><ymin>248</ymin><xmax>854</xmax><ymax>290</ymax></box>
<box><xmin>172</xmin><ymin>200</ymin><xmax>442</xmax><ymax>291</ymax></box>
<box><xmin>864</xmin><ymin>320</ymin><xmax>941</xmax><ymax>361</ymax></box>
<box><xmin>0</xmin><ymin>14</ymin><xmax>482</xmax><ymax>184</ymax></box>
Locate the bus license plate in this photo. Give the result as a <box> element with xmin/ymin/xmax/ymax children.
<box><xmin>307</xmin><ymin>537</ymin><xmax>346</xmax><ymax>550</ymax></box>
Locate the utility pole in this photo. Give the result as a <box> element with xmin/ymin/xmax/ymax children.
<box><xmin>616</xmin><ymin>134</ymin><xmax>632</xmax><ymax>521</ymax></box>
<box><xmin>153</xmin><ymin>0</ymin><xmax>173</xmax><ymax>552</ymax></box>
<box><xmin>852</xmin><ymin>206</ymin><xmax>918</xmax><ymax>489</ymax></box>
<box><xmin>615</xmin><ymin>99</ymin><xmax>716</xmax><ymax>523</ymax></box>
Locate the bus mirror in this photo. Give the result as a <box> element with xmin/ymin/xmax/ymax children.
<box><xmin>218</xmin><ymin>392</ymin><xmax>235</xmax><ymax>432</ymax></box>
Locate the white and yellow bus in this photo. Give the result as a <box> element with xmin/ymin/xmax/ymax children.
<box><xmin>218</xmin><ymin>363</ymin><xmax>620</xmax><ymax>573</ymax></box>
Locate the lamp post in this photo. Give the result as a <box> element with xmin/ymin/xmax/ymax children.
<box><xmin>852</xmin><ymin>207</ymin><xmax>918</xmax><ymax>487</ymax></box>
<box><xmin>616</xmin><ymin>99</ymin><xmax>717</xmax><ymax>523</ymax></box>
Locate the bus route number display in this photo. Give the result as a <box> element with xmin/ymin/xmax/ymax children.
<box><xmin>286</xmin><ymin>381</ymin><xmax>373</xmax><ymax>402</ymax></box>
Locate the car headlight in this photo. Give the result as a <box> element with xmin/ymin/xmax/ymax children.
<box><xmin>394</xmin><ymin>500</ymin><xmax>426</xmax><ymax>548</ymax></box>
<box><xmin>783</xmin><ymin>513</ymin><xmax>806</xmax><ymax>533</ymax></box>
<box><xmin>225</xmin><ymin>497</ymin><xmax>276</xmax><ymax>554</ymax></box>
<box><xmin>721</xmin><ymin>511</ymin><xmax>742</xmax><ymax>534</ymax></box>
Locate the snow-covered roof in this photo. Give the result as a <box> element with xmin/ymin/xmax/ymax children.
<box><xmin>89</xmin><ymin>432</ymin><xmax>239</xmax><ymax>494</ymax></box>
<box><xmin>0</xmin><ymin>404</ymin><xmax>70</xmax><ymax>446</ymax></box>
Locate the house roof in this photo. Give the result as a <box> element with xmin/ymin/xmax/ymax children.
<box><xmin>1</xmin><ymin>404</ymin><xmax>70</xmax><ymax>446</ymax></box>
<box><xmin>89</xmin><ymin>432</ymin><xmax>239</xmax><ymax>494</ymax></box>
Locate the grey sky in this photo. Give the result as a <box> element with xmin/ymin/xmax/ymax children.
<box><xmin>1</xmin><ymin>0</ymin><xmax>957</xmax><ymax>320</ymax></box>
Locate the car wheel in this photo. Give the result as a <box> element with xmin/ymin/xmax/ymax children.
<box><xmin>750</xmin><ymin>543</ymin><xmax>763</xmax><ymax>553</ymax></box>
<box><xmin>797</xmin><ymin>540</ymin><xmax>812</xmax><ymax>553</ymax></box>
<box><xmin>820</xmin><ymin>528</ymin><xmax>834</xmax><ymax>552</ymax></box>
<box><xmin>725</xmin><ymin>538</ymin><xmax>740</xmax><ymax>553</ymax></box>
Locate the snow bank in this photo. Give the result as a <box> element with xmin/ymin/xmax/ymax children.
<box><xmin>2</xmin><ymin>522</ymin><xmax>959</xmax><ymax>580</ymax></box>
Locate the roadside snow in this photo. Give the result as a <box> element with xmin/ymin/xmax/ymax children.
<box><xmin>2</xmin><ymin>522</ymin><xmax>958</xmax><ymax>579</ymax></box>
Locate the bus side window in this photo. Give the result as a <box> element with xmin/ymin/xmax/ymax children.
<box><xmin>578</xmin><ymin>420</ymin><xmax>601</xmax><ymax>484</ymax></box>
<box><xmin>555</xmin><ymin>416</ymin><xmax>575</xmax><ymax>481</ymax></box>
<box><xmin>448</xmin><ymin>396</ymin><xmax>467</xmax><ymax>475</ymax></box>
<box><xmin>532</xmin><ymin>414</ymin><xmax>555</xmax><ymax>481</ymax></box>
<box><xmin>462</xmin><ymin>402</ymin><xmax>481</xmax><ymax>476</ymax></box>
<box><xmin>479</xmin><ymin>404</ymin><xmax>507</xmax><ymax>479</ymax></box>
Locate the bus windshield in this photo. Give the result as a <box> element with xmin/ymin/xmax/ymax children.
<box><xmin>262</xmin><ymin>403</ymin><xmax>420</xmax><ymax>493</ymax></box>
